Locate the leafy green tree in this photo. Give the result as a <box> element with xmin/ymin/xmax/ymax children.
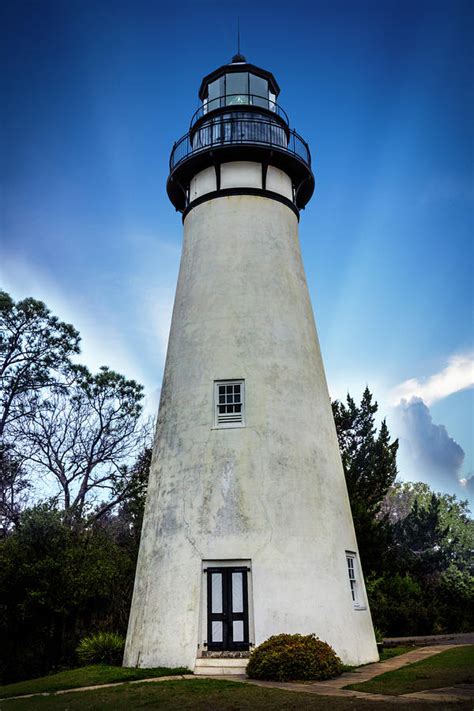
<box><xmin>0</xmin><ymin>504</ymin><xmax>136</xmax><ymax>683</ymax></box>
<box><xmin>332</xmin><ymin>387</ymin><xmax>398</xmax><ymax>574</ymax></box>
<box><xmin>0</xmin><ymin>291</ymin><xmax>80</xmax><ymax>440</ymax></box>
<box><xmin>383</xmin><ymin>481</ymin><xmax>473</xmax><ymax>571</ymax></box>
<box><xmin>368</xmin><ymin>482</ymin><xmax>473</xmax><ymax>636</ymax></box>
<box><xmin>365</xmin><ymin>572</ymin><xmax>432</xmax><ymax>636</ymax></box>
<box><xmin>391</xmin><ymin>493</ymin><xmax>450</xmax><ymax>576</ymax></box>
<box><xmin>436</xmin><ymin>565</ymin><xmax>474</xmax><ymax>632</ymax></box>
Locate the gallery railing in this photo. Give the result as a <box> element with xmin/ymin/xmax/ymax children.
<box><xmin>170</xmin><ymin>115</ymin><xmax>311</xmax><ymax>172</ymax></box>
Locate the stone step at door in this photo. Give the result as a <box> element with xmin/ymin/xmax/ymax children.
<box><xmin>194</xmin><ymin>657</ymin><xmax>248</xmax><ymax>676</ymax></box>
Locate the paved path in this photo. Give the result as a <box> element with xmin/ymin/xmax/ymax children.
<box><xmin>384</xmin><ymin>632</ymin><xmax>474</xmax><ymax>647</ymax></box>
<box><xmin>2</xmin><ymin>644</ymin><xmax>473</xmax><ymax>704</ymax></box>
<box><xmin>206</xmin><ymin>645</ymin><xmax>474</xmax><ymax>704</ymax></box>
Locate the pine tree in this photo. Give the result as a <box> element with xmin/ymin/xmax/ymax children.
<box><xmin>332</xmin><ymin>387</ymin><xmax>398</xmax><ymax>574</ymax></box>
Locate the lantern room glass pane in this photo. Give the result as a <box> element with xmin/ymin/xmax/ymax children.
<box><xmin>226</xmin><ymin>72</ymin><xmax>249</xmax><ymax>105</ymax></box>
<box><xmin>212</xmin><ymin>621</ymin><xmax>223</xmax><ymax>642</ymax></box>
<box><xmin>208</xmin><ymin>77</ymin><xmax>225</xmax><ymax>112</ymax></box>
<box><xmin>211</xmin><ymin>573</ymin><xmax>222</xmax><ymax>613</ymax></box>
<box><xmin>232</xmin><ymin>572</ymin><xmax>243</xmax><ymax>613</ymax></box>
<box><xmin>250</xmin><ymin>74</ymin><xmax>268</xmax><ymax>108</ymax></box>
<box><xmin>233</xmin><ymin>620</ymin><xmax>244</xmax><ymax>642</ymax></box>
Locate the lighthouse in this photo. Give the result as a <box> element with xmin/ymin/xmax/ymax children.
<box><xmin>124</xmin><ymin>55</ymin><xmax>378</xmax><ymax>673</ymax></box>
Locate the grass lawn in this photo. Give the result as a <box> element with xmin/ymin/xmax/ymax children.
<box><xmin>0</xmin><ymin>648</ymin><xmax>413</xmax><ymax>698</ymax></box>
<box><xmin>0</xmin><ymin>678</ymin><xmax>470</xmax><ymax>710</ymax></box>
<box><xmin>0</xmin><ymin>665</ymin><xmax>189</xmax><ymax>699</ymax></box>
<box><xmin>345</xmin><ymin>644</ymin><xmax>474</xmax><ymax>696</ymax></box>
<box><xmin>341</xmin><ymin>645</ymin><xmax>415</xmax><ymax>672</ymax></box>
<box><xmin>378</xmin><ymin>645</ymin><xmax>415</xmax><ymax>661</ymax></box>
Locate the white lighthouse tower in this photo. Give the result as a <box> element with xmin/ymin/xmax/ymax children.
<box><xmin>124</xmin><ymin>54</ymin><xmax>378</xmax><ymax>673</ymax></box>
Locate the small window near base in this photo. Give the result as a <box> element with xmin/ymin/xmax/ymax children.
<box><xmin>346</xmin><ymin>552</ymin><xmax>364</xmax><ymax>609</ymax></box>
<box><xmin>215</xmin><ymin>380</ymin><xmax>245</xmax><ymax>427</ymax></box>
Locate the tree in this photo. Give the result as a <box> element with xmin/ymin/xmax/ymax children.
<box><xmin>383</xmin><ymin>481</ymin><xmax>474</xmax><ymax>572</ymax></box>
<box><xmin>0</xmin><ymin>291</ymin><xmax>80</xmax><ymax>440</ymax></box>
<box><xmin>0</xmin><ymin>443</ymin><xmax>30</xmax><ymax>535</ymax></box>
<box><xmin>15</xmin><ymin>366</ymin><xmax>149</xmax><ymax>527</ymax></box>
<box><xmin>367</xmin><ymin>482</ymin><xmax>473</xmax><ymax>635</ymax></box>
<box><xmin>94</xmin><ymin>447</ymin><xmax>152</xmax><ymax>550</ymax></box>
<box><xmin>391</xmin><ymin>493</ymin><xmax>450</xmax><ymax>576</ymax></box>
<box><xmin>116</xmin><ymin>447</ymin><xmax>151</xmax><ymax>543</ymax></box>
<box><xmin>0</xmin><ymin>504</ymin><xmax>136</xmax><ymax>683</ymax></box>
<box><xmin>332</xmin><ymin>387</ymin><xmax>398</xmax><ymax>574</ymax></box>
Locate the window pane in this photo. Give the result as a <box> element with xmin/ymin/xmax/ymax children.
<box><xmin>233</xmin><ymin>620</ymin><xmax>244</xmax><ymax>642</ymax></box>
<box><xmin>250</xmin><ymin>74</ymin><xmax>268</xmax><ymax>108</ymax></box>
<box><xmin>350</xmin><ymin>580</ymin><xmax>357</xmax><ymax>601</ymax></box>
<box><xmin>226</xmin><ymin>72</ymin><xmax>249</xmax><ymax>105</ymax></box>
<box><xmin>226</xmin><ymin>385</ymin><xmax>232</xmax><ymax>394</ymax></box>
<box><xmin>211</xmin><ymin>573</ymin><xmax>222</xmax><ymax>613</ymax></box>
<box><xmin>234</xmin><ymin>384</ymin><xmax>241</xmax><ymax>394</ymax></box>
<box><xmin>232</xmin><ymin>572</ymin><xmax>243</xmax><ymax>613</ymax></box>
<box><xmin>235</xmin><ymin>404</ymin><xmax>242</xmax><ymax>413</ymax></box>
<box><xmin>212</xmin><ymin>621</ymin><xmax>223</xmax><ymax>642</ymax></box>
<box><xmin>219</xmin><ymin>394</ymin><xmax>225</xmax><ymax>404</ymax></box>
<box><xmin>208</xmin><ymin>77</ymin><xmax>225</xmax><ymax>111</ymax></box>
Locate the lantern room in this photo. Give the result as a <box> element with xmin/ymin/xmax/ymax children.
<box><xmin>198</xmin><ymin>54</ymin><xmax>280</xmax><ymax>116</ymax></box>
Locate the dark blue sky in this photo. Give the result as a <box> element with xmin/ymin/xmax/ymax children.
<box><xmin>1</xmin><ymin>0</ymin><xmax>473</xmax><ymax>505</ymax></box>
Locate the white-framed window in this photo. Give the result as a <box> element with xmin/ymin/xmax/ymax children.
<box><xmin>346</xmin><ymin>552</ymin><xmax>365</xmax><ymax>609</ymax></box>
<box><xmin>214</xmin><ymin>380</ymin><xmax>245</xmax><ymax>427</ymax></box>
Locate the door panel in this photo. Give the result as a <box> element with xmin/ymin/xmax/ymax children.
<box><xmin>207</xmin><ymin>567</ymin><xmax>249</xmax><ymax>651</ymax></box>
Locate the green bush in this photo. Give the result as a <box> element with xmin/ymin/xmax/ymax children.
<box><xmin>246</xmin><ymin>633</ymin><xmax>342</xmax><ymax>681</ymax></box>
<box><xmin>76</xmin><ymin>632</ymin><xmax>125</xmax><ymax>666</ymax></box>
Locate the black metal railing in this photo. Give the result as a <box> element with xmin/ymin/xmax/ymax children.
<box><xmin>190</xmin><ymin>94</ymin><xmax>289</xmax><ymax>128</ymax></box>
<box><xmin>170</xmin><ymin>115</ymin><xmax>311</xmax><ymax>172</ymax></box>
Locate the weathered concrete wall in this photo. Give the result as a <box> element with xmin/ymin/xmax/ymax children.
<box><xmin>124</xmin><ymin>187</ymin><xmax>378</xmax><ymax>670</ymax></box>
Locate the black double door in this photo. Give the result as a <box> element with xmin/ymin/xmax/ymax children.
<box><xmin>206</xmin><ymin>567</ymin><xmax>249</xmax><ymax>651</ymax></box>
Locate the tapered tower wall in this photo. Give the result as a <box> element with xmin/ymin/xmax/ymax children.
<box><xmin>124</xmin><ymin>184</ymin><xmax>378</xmax><ymax>669</ymax></box>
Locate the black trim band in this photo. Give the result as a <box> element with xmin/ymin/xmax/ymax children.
<box><xmin>182</xmin><ymin>188</ymin><xmax>300</xmax><ymax>222</ymax></box>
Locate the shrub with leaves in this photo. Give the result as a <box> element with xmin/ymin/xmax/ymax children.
<box><xmin>246</xmin><ymin>633</ymin><xmax>342</xmax><ymax>681</ymax></box>
<box><xmin>77</xmin><ymin>632</ymin><xmax>125</xmax><ymax>666</ymax></box>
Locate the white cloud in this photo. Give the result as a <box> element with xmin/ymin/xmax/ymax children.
<box><xmin>390</xmin><ymin>396</ymin><xmax>472</xmax><ymax>508</ymax></box>
<box><xmin>459</xmin><ymin>475</ymin><xmax>474</xmax><ymax>495</ymax></box>
<box><xmin>389</xmin><ymin>353</ymin><xmax>474</xmax><ymax>406</ymax></box>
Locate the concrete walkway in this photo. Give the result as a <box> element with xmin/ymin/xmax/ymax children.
<box><xmin>2</xmin><ymin>644</ymin><xmax>473</xmax><ymax>704</ymax></box>
<box><xmin>204</xmin><ymin>644</ymin><xmax>474</xmax><ymax>704</ymax></box>
<box><xmin>383</xmin><ymin>632</ymin><xmax>474</xmax><ymax>647</ymax></box>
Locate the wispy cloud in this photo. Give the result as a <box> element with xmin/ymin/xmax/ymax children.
<box><xmin>0</xmin><ymin>255</ymin><xmax>155</xmax><ymax>392</ymax></box>
<box><xmin>390</xmin><ymin>353</ymin><xmax>474</xmax><ymax>406</ymax></box>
